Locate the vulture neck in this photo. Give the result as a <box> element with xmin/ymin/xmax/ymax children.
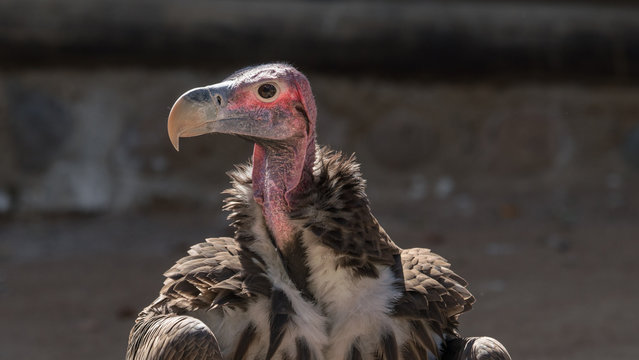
<box><xmin>252</xmin><ymin>136</ymin><xmax>315</xmax><ymax>251</ymax></box>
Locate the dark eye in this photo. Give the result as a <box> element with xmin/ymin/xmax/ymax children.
<box><xmin>257</xmin><ymin>83</ymin><xmax>278</xmax><ymax>100</ymax></box>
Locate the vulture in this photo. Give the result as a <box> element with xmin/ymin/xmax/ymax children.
<box><xmin>127</xmin><ymin>63</ymin><xmax>511</xmax><ymax>360</ymax></box>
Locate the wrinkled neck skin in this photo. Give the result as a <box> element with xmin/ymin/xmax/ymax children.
<box><xmin>252</xmin><ymin>135</ymin><xmax>316</xmax><ymax>251</ymax></box>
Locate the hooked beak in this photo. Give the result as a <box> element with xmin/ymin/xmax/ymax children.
<box><xmin>168</xmin><ymin>80</ymin><xmax>305</xmax><ymax>151</ymax></box>
<box><xmin>167</xmin><ymin>83</ymin><xmax>232</xmax><ymax>151</ymax></box>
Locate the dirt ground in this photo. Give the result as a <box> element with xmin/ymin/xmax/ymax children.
<box><xmin>0</xmin><ymin>205</ymin><xmax>638</xmax><ymax>360</ymax></box>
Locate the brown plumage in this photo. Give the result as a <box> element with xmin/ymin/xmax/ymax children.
<box><xmin>127</xmin><ymin>64</ymin><xmax>511</xmax><ymax>360</ymax></box>
<box><xmin>443</xmin><ymin>338</ymin><xmax>511</xmax><ymax>360</ymax></box>
<box><xmin>128</xmin><ymin>315</ymin><xmax>221</xmax><ymax>360</ymax></box>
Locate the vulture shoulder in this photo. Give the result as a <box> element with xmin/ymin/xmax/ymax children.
<box><xmin>150</xmin><ymin>237</ymin><xmax>271</xmax><ymax>314</ymax></box>
<box><xmin>294</xmin><ymin>147</ymin><xmax>402</xmax><ymax>273</ymax></box>
<box><xmin>127</xmin><ymin>237</ymin><xmax>272</xmax><ymax>360</ymax></box>
<box><xmin>394</xmin><ymin>247</ymin><xmax>475</xmax><ymax>357</ymax></box>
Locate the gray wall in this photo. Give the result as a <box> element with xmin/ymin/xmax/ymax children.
<box><xmin>1</xmin><ymin>0</ymin><xmax>638</xmax><ymax>220</ymax></box>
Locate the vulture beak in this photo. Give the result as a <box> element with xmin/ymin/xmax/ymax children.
<box><xmin>168</xmin><ymin>80</ymin><xmax>303</xmax><ymax>151</ymax></box>
<box><xmin>167</xmin><ymin>83</ymin><xmax>233</xmax><ymax>151</ymax></box>
<box><xmin>169</xmin><ymin>81</ymin><xmax>304</xmax><ymax>151</ymax></box>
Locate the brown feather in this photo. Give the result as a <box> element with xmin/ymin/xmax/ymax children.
<box><xmin>295</xmin><ymin>337</ymin><xmax>312</xmax><ymax>360</ymax></box>
<box><xmin>266</xmin><ymin>289</ymin><xmax>294</xmax><ymax>360</ymax></box>
<box><xmin>232</xmin><ymin>324</ymin><xmax>257</xmax><ymax>360</ymax></box>
<box><xmin>127</xmin><ymin>315</ymin><xmax>222</xmax><ymax>360</ymax></box>
<box><xmin>376</xmin><ymin>331</ymin><xmax>399</xmax><ymax>360</ymax></box>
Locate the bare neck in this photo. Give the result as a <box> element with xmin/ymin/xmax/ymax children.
<box><xmin>252</xmin><ymin>137</ymin><xmax>315</xmax><ymax>250</ymax></box>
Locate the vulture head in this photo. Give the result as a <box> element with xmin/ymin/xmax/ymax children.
<box><xmin>167</xmin><ymin>63</ymin><xmax>317</xmax><ymax>251</ymax></box>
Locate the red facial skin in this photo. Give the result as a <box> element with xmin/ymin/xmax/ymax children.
<box><xmin>225</xmin><ymin>68</ymin><xmax>317</xmax><ymax>250</ymax></box>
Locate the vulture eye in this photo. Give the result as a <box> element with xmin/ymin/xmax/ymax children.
<box><xmin>257</xmin><ymin>83</ymin><xmax>279</xmax><ymax>102</ymax></box>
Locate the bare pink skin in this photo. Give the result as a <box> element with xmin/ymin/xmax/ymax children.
<box><xmin>252</xmin><ymin>139</ymin><xmax>315</xmax><ymax>249</ymax></box>
<box><xmin>224</xmin><ymin>66</ymin><xmax>317</xmax><ymax>250</ymax></box>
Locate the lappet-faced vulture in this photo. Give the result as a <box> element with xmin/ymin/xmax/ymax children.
<box><xmin>127</xmin><ymin>63</ymin><xmax>511</xmax><ymax>360</ymax></box>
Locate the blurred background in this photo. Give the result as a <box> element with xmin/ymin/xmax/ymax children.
<box><xmin>1</xmin><ymin>0</ymin><xmax>638</xmax><ymax>359</ymax></box>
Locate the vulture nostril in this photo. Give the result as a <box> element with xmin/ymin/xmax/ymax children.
<box><xmin>215</xmin><ymin>95</ymin><xmax>223</xmax><ymax>106</ymax></box>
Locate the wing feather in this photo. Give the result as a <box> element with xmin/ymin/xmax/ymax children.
<box><xmin>127</xmin><ymin>315</ymin><xmax>222</xmax><ymax>360</ymax></box>
<box><xmin>394</xmin><ymin>247</ymin><xmax>476</xmax><ymax>359</ymax></box>
<box><xmin>128</xmin><ymin>237</ymin><xmax>271</xmax><ymax>359</ymax></box>
<box><xmin>443</xmin><ymin>337</ymin><xmax>512</xmax><ymax>360</ymax></box>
